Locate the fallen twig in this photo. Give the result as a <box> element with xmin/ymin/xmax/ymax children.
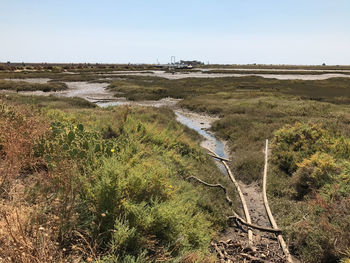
<box><xmin>263</xmin><ymin>139</ymin><xmax>293</xmax><ymax>263</ymax></box>
<box><xmin>228</xmin><ymin>215</ymin><xmax>282</xmax><ymax>234</ymax></box>
<box><xmin>205</xmin><ymin>147</ymin><xmax>253</xmax><ymax>245</ymax></box>
<box><xmin>240</xmin><ymin>253</ymin><xmax>271</xmax><ymax>263</ymax></box>
<box><xmin>211</xmin><ymin>241</ymin><xmax>225</xmax><ymax>259</ymax></box>
<box><xmin>187</xmin><ymin>175</ymin><xmax>232</xmax><ymax>205</ymax></box>
<box><xmin>208</xmin><ymin>153</ymin><xmax>231</xmax><ymax>162</ymax></box>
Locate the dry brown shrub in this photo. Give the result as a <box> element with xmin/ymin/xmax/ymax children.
<box><xmin>0</xmin><ymin>103</ymin><xmax>48</xmax><ymax>194</ymax></box>
<box><xmin>0</xmin><ymin>184</ymin><xmax>83</xmax><ymax>263</ymax></box>
<box><xmin>0</xmin><ymin>206</ymin><xmax>64</xmax><ymax>263</ymax></box>
<box><xmin>0</xmin><ymin>103</ymin><xmax>70</xmax><ymax>262</ymax></box>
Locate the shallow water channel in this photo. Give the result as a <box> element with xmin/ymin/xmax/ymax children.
<box><xmin>97</xmin><ymin>100</ymin><xmax>229</xmax><ymax>160</ymax></box>
<box><xmin>98</xmin><ymin>99</ymin><xmax>229</xmax><ymax>173</ymax></box>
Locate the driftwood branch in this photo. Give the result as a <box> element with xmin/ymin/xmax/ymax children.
<box><xmin>187</xmin><ymin>176</ymin><xmax>280</xmax><ymax>234</ymax></box>
<box><xmin>228</xmin><ymin>214</ymin><xmax>282</xmax><ymax>234</ymax></box>
<box><xmin>240</xmin><ymin>253</ymin><xmax>271</xmax><ymax>263</ymax></box>
<box><xmin>205</xmin><ymin>147</ymin><xmax>253</xmax><ymax>245</ymax></box>
<box><xmin>263</xmin><ymin>139</ymin><xmax>293</xmax><ymax>263</ymax></box>
<box><xmin>186</xmin><ymin>176</ymin><xmax>232</xmax><ymax>205</ymax></box>
<box><xmin>187</xmin><ymin>175</ymin><xmax>280</xmax><ymax>235</ymax></box>
<box><xmin>208</xmin><ymin>154</ymin><xmax>230</xmax><ymax>162</ymax></box>
<box><xmin>211</xmin><ymin>241</ymin><xmax>225</xmax><ymax>259</ymax></box>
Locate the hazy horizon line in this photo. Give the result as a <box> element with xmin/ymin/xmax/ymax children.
<box><xmin>1</xmin><ymin>61</ymin><xmax>349</xmax><ymax>67</ymax></box>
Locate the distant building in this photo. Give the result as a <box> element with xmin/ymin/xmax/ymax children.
<box><xmin>154</xmin><ymin>59</ymin><xmax>203</xmax><ymax>69</ymax></box>
<box><xmin>180</xmin><ymin>60</ymin><xmax>204</xmax><ymax>66</ymax></box>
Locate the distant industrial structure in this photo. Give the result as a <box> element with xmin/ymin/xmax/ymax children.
<box><xmin>179</xmin><ymin>60</ymin><xmax>204</xmax><ymax>66</ymax></box>
<box><xmin>154</xmin><ymin>57</ymin><xmax>204</xmax><ymax>69</ymax></box>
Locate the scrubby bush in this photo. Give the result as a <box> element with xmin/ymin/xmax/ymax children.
<box><xmin>272</xmin><ymin>122</ymin><xmax>329</xmax><ymax>174</ymax></box>
<box><xmin>271</xmin><ymin>122</ymin><xmax>350</xmax><ymax>262</ymax></box>
<box><xmin>329</xmin><ymin>137</ymin><xmax>350</xmax><ymax>159</ymax></box>
<box><xmin>294</xmin><ymin>152</ymin><xmax>338</xmax><ymax>197</ymax></box>
<box><xmin>0</xmin><ymin>103</ymin><xmax>47</xmax><ymax>193</ymax></box>
<box><xmin>34</xmin><ymin>120</ymin><xmax>118</xmax><ymax>171</ymax></box>
<box><xmin>0</xmin><ymin>80</ymin><xmax>67</xmax><ymax>92</ymax></box>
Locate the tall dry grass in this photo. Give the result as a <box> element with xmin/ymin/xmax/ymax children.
<box><xmin>0</xmin><ymin>103</ymin><xmax>48</xmax><ymax>195</ymax></box>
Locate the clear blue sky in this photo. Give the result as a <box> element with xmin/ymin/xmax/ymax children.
<box><xmin>1</xmin><ymin>0</ymin><xmax>350</xmax><ymax>64</ymax></box>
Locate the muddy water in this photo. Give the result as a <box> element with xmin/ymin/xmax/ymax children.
<box><xmin>173</xmin><ymin>110</ymin><xmax>229</xmax><ymax>174</ymax></box>
<box><xmin>174</xmin><ymin>111</ymin><xmax>227</xmax><ymax>158</ymax></box>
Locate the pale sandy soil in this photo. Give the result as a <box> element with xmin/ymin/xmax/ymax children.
<box><xmin>3</xmin><ymin>78</ymin><xmax>51</xmax><ymax>84</ymax></box>
<box><xmin>199</xmin><ymin>68</ymin><xmax>350</xmax><ymax>73</ymax></box>
<box><xmin>95</xmin><ymin>70</ymin><xmax>350</xmax><ymax>80</ymax></box>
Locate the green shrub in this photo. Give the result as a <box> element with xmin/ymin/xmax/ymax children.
<box><xmin>272</xmin><ymin>122</ymin><xmax>329</xmax><ymax>174</ymax></box>
<box><xmin>0</xmin><ymin>79</ymin><xmax>67</xmax><ymax>92</ymax></box>
<box><xmin>294</xmin><ymin>152</ymin><xmax>338</xmax><ymax>197</ymax></box>
<box><xmin>34</xmin><ymin>120</ymin><xmax>118</xmax><ymax>171</ymax></box>
<box><xmin>329</xmin><ymin>137</ymin><xmax>350</xmax><ymax>159</ymax></box>
<box><xmin>95</xmin><ymin>252</ymin><xmax>148</xmax><ymax>263</ymax></box>
<box><xmin>78</xmin><ymin>153</ymin><xmax>212</xmax><ymax>259</ymax></box>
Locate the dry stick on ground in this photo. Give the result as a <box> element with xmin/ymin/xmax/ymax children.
<box><xmin>211</xmin><ymin>241</ymin><xmax>225</xmax><ymax>259</ymax></box>
<box><xmin>187</xmin><ymin>176</ymin><xmax>280</xmax><ymax>234</ymax></box>
<box><xmin>208</xmin><ymin>154</ymin><xmax>231</xmax><ymax>162</ymax></box>
<box><xmin>240</xmin><ymin>253</ymin><xmax>272</xmax><ymax>263</ymax></box>
<box><xmin>263</xmin><ymin>139</ymin><xmax>293</xmax><ymax>263</ymax></box>
<box><xmin>228</xmin><ymin>215</ymin><xmax>281</xmax><ymax>234</ymax></box>
<box><xmin>205</xmin><ymin>148</ymin><xmax>253</xmax><ymax>245</ymax></box>
<box><xmin>187</xmin><ymin>175</ymin><xmax>233</xmax><ymax>205</ymax></box>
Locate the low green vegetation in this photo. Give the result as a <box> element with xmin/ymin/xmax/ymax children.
<box><xmin>0</xmin><ymin>63</ymin><xmax>161</xmax><ymax>72</ymax></box>
<box><xmin>1</xmin><ymin>93</ymin><xmax>96</xmax><ymax>109</ymax></box>
<box><xmin>107</xmin><ymin>75</ymin><xmax>350</xmax><ymax>104</ymax></box>
<box><xmin>0</xmin><ymin>71</ymin><xmax>111</xmax><ymax>82</ymax></box>
<box><xmin>0</xmin><ymin>79</ymin><xmax>67</xmax><ymax>92</ymax></box>
<box><xmin>0</xmin><ymin>94</ymin><xmax>235</xmax><ymax>262</ymax></box>
<box><xmin>270</xmin><ymin>123</ymin><xmax>350</xmax><ymax>262</ymax></box>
